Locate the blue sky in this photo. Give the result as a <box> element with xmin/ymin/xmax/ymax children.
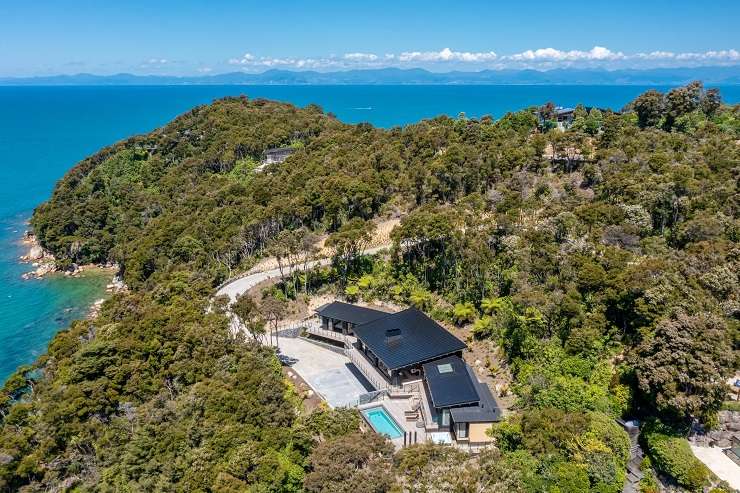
<box><xmin>1</xmin><ymin>0</ymin><xmax>738</xmax><ymax>76</ymax></box>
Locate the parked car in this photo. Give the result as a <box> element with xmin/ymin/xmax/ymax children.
<box><xmin>278</xmin><ymin>354</ymin><xmax>298</xmax><ymax>366</ymax></box>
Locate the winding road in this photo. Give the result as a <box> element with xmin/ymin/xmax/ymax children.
<box><xmin>215</xmin><ymin>245</ymin><xmax>390</xmax><ymax>302</ymax></box>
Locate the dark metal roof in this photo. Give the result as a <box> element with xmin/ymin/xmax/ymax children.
<box><xmin>449</xmin><ymin>365</ymin><xmax>502</xmax><ymax>423</ymax></box>
<box><xmin>352</xmin><ymin>308</ymin><xmax>466</xmax><ymax>370</ymax></box>
<box><xmin>315</xmin><ymin>301</ymin><xmax>388</xmax><ymax>325</ymax></box>
<box><xmin>423</xmin><ymin>356</ymin><xmax>480</xmax><ymax>408</ymax></box>
<box><xmin>264</xmin><ymin>146</ymin><xmax>295</xmax><ymax>155</ymax></box>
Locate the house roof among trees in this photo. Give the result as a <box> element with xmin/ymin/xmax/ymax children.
<box><xmin>422</xmin><ymin>356</ymin><xmax>480</xmax><ymax>408</ymax></box>
<box><xmin>449</xmin><ymin>365</ymin><xmax>502</xmax><ymax>423</ymax></box>
<box><xmin>352</xmin><ymin>308</ymin><xmax>466</xmax><ymax>370</ymax></box>
<box><xmin>315</xmin><ymin>301</ymin><xmax>388</xmax><ymax>325</ymax></box>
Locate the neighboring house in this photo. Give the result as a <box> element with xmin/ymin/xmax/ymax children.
<box><xmin>261</xmin><ymin>146</ymin><xmax>295</xmax><ymax>165</ymax></box>
<box><xmin>311</xmin><ymin>302</ymin><xmax>501</xmax><ymax>446</ymax></box>
<box><xmin>554</xmin><ymin>107</ymin><xmax>576</xmax><ymax>129</ymax></box>
<box><xmin>536</xmin><ymin>106</ymin><xmax>576</xmax><ymax>130</ymax></box>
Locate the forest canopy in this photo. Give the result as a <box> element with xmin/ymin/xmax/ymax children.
<box><xmin>1</xmin><ymin>83</ymin><xmax>738</xmax><ymax>492</ymax></box>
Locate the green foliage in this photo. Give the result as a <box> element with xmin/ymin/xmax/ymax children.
<box><xmin>452</xmin><ymin>302</ymin><xmax>477</xmax><ymax>325</ymax></box>
<box><xmin>304</xmin><ymin>432</ymin><xmax>394</xmax><ymax>493</ymax></box>
<box><xmin>632</xmin><ymin>312</ymin><xmax>733</xmax><ymax>423</ymax></box>
<box><xmin>5</xmin><ymin>86</ymin><xmax>739</xmax><ymax>490</ymax></box>
<box><xmin>491</xmin><ymin>409</ymin><xmax>630</xmax><ymax>493</ymax></box>
<box><xmin>642</xmin><ymin>422</ymin><xmax>710</xmax><ymax>491</ymax></box>
<box><xmin>344</xmin><ymin>284</ymin><xmax>360</xmax><ymax>301</ymax></box>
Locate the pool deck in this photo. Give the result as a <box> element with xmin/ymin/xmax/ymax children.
<box><xmin>359</xmin><ymin>397</ymin><xmax>427</xmax><ymax>449</ymax></box>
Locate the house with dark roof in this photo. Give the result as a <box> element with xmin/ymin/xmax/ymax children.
<box><xmin>350</xmin><ymin>308</ymin><xmax>467</xmax><ymax>385</ymax></box>
<box><xmin>347</xmin><ymin>306</ymin><xmax>499</xmax><ymax>444</ymax></box>
<box><xmin>315</xmin><ymin>301</ymin><xmax>388</xmax><ymax>335</ymax></box>
<box><xmin>423</xmin><ymin>356</ymin><xmax>501</xmax><ymax>444</ymax></box>
<box><xmin>261</xmin><ymin>146</ymin><xmax>295</xmax><ymax>165</ymax></box>
<box><xmin>308</xmin><ymin>302</ymin><xmax>501</xmax><ymax>444</ymax></box>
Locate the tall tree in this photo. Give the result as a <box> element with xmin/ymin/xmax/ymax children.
<box><xmin>632</xmin><ymin>89</ymin><xmax>664</xmax><ymax>128</ymax></box>
<box><xmin>261</xmin><ymin>294</ymin><xmax>288</xmax><ymax>347</ymax></box>
<box><xmin>231</xmin><ymin>293</ymin><xmax>266</xmax><ymax>343</ymax></box>
<box><xmin>326</xmin><ymin>218</ymin><xmax>376</xmax><ymax>288</ymax></box>
<box><xmin>632</xmin><ymin>312</ymin><xmax>733</xmax><ymax>423</ymax></box>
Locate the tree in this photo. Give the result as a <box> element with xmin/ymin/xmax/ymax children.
<box><xmin>268</xmin><ymin>229</ymin><xmax>302</xmax><ymax>294</ymax></box>
<box><xmin>632</xmin><ymin>90</ymin><xmax>664</xmax><ymax>128</ymax></box>
<box><xmin>326</xmin><ymin>218</ymin><xmax>376</xmax><ymax>288</ymax></box>
<box><xmin>701</xmin><ymin>88</ymin><xmax>722</xmax><ymax>116</ymax></box>
<box><xmin>394</xmin><ymin>444</ymin><xmax>525</xmax><ymax>492</ymax></box>
<box><xmin>664</xmin><ymin>82</ymin><xmax>702</xmax><ymax>130</ymax></box>
<box><xmin>632</xmin><ymin>312</ymin><xmax>733</xmax><ymax>423</ymax></box>
<box><xmin>298</xmin><ymin>227</ymin><xmax>321</xmax><ymax>293</ymax></box>
<box><xmin>261</xmin><ymin>293</ymin><xmax>287</xmax><ymax>346</ymax></box>
<box><xmin>304</xmin><ymin>432</ymin><xmax>394</xmax><ymax>493</ymax></box>
<box><xmin>231</xmin><ymin>293</ymin><xmax>266</xmax><ymax>342</ymax></box>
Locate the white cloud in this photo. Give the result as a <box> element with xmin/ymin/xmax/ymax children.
<box><xmin>507</xmin><ymin>46</ymin><xmax>624</xmax><ymax>61</ymax></box>
<box><xmin>398</xmin><ymin>47</ymin><xmax>497</xmax><ymax>63</ymax></box>
<box><xmin>635</xmin><ymin>51</ymin><xmax>676</xmax><ymax>60</ymax></box>
<box><xmin>675</xmin><ymin>49</ymin><xmax>739</xmax><ymax>61</ymax></box>
<box><xmin>343</xmin><ymin>52</ymin><xmax>379</xmax><ymax>61</ymax></box>
<box><xmin>222</xmin><ymin>46</ymin><xmax>739</xmax><ymax>72</ymax></box>
<box><xmin>139</xmin><ymin>58</ymin><xmax>171</xmax><ymax>69</ymax></box>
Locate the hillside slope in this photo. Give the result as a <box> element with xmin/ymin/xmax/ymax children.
<box><xmin>1</xmin><ymin>85</ymin><xmax>738</xmax><ymax>492</ymax></box>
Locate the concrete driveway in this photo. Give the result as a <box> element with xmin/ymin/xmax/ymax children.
<box><xmin>690</xmin><ymin>445</ymin><xmax>740</xmax><ymax>490</ymax></box>
<box><xmin>278</xmin><ymin>337</ymin><xmax>372</xmax><ymax>408</ymax></box>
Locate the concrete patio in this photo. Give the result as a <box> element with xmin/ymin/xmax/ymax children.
<box><xmin>277</xmin><ymin>336</ymin><xmax>372</xmax><ymax>408</ymax></box>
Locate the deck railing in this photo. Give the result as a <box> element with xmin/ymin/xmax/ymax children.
<box><xmin>304</xmin><ymin>324</ymin><xmax>352</xmax><ymax>346</ymax></box>
<box><xmin>345</xmin><ymin>347</ymin><xmax>404</xmax><ymax>392</ymax></box>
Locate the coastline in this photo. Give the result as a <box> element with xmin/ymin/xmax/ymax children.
<box><xmin>17</xmin><ymin>230</ymin><xmax>126</xmax><ymax>315</ymax></box>
<box><xmin>18</xmin><ymin>230</ymin><xmax>119</xmax><ymax>280</ymax></box>
<box><xmin>0</xmin><ymin>223</ymin><xmax>127</xmax><ymax>383</ymax></box>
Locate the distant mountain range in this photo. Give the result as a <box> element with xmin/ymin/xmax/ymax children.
<box><xmin>2</xmin><ymin>66</ymin><xmax>740</xmax><ymax>86</ymax></box>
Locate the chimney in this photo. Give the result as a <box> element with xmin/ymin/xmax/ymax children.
<box><xmin>385</xmin><ymin>328</ymin><xmax>401</xmax><ymax>344</ymax></box>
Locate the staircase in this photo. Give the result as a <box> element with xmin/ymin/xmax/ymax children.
<box><xmin>618</xmin><ymin>419</ymin><xmax>644</xmax><ymax>493</ymax></box>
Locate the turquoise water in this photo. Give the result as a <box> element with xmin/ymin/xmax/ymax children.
<box><xmin>1</xmin><ymin>84</ymin><xmax>738</xmax><ymax>383</ymax></box>
<box><xmin>362</xmin><ymin>407</ymin><xmax>404</xmax><ymax>438</ymax></box>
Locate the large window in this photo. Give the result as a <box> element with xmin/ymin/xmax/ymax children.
<box><xmin>441</xmin><ymin>409</ymin><xmax>450</xmax><ymax>427</ymax></box>
<box><xmin>455</xmin><ymin>421</ymin><xmax>468</xmax><ymax>438</ymax></box>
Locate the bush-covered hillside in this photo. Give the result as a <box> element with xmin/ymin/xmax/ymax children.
<box><xmin>1</xmin><ymin>83</ymin><xmax>738</xmax><ymax>492</ymax></box>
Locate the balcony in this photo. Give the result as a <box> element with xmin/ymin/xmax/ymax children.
<box><xmin>303</xmin><ymin>321</ymin><xmax>356</xmax><ymax>347</ymax></box>
<box><xmin>346</xmin><ymin>345</ymin><xmax>396</xmax><ymax>391</ymax></box>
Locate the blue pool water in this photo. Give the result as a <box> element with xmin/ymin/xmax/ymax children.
<box><xmin>362</xmin><ymin>407</ymin><xmax>404</xmax><ymax>438</ymax></box>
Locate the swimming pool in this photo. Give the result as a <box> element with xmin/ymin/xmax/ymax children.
<box><xmin>361</xmin><ymin>406</ymin><xmax>404</xmax><ymax>439</ymax></box>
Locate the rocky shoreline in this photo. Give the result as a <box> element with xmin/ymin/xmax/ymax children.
<box><xmin>18</xmin><ymin>231</ymin><xmax>121</xmax><ymax>281</ymax></box>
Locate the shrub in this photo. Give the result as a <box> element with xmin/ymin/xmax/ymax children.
<box><xmin>642</xmin><ymin>425</ymin><xmax>709</xmax><ymax>491</ymax></box>
<box><xmin>452</xmin><ymin>302</ymin><xmax>477</xmax><ymax>325</ymax></box>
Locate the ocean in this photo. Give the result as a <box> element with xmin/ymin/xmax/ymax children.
<box><xmin>1</xmin><ymin>84</ymin><xmax>739</xmax><ymax>383</ymax></box>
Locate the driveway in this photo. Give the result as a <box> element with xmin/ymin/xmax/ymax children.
<box><xmin>278</xmin><ymin>337</ymin><xmax>372</xmax><ymax>408</ymax></box>
<box><xmin>690</xmin><ymin>445</ymin><xmax>740</xmax><ymax>490</ymax></box>
<box><xmin>215</xmin><ymin>245</ymin><xmax>390</xmax><ymax>302</ymax></box>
